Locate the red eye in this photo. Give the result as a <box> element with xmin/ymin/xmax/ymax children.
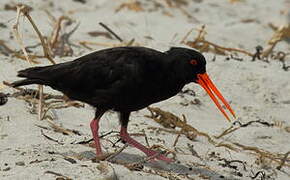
<box><xmin>190</xmin><ymin>60</ymin><xmax>197</xmax><ymax>65</ymax></box>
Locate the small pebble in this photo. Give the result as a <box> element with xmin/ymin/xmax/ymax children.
<box><xmin>0</xmin><ymin>93</ymin><xmax>8</xmax><ymax>106</ymax></box>
<box><xmin>15</xmin><ymin>161</ymin><xmax>25</xmax><ymax>166</ymax></box>
<box><xmin>3</xmin><ymin>167</ymin><xmax>11</xmax><ymax>171</ymax></box>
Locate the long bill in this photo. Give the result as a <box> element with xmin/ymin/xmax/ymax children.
<box><xmin>196</xmin><ymin>73</ymin><xmax>236</xmax><ymax>122</ymax></box>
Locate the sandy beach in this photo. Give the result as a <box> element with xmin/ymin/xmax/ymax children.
<box><xmin>0</xmin><ymin>0</ymin><xmax>290</xmax><ymax>179</ymax></box>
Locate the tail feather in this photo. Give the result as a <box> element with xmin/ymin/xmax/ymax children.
<box><xmin>17</xmin><ymin>66</ymin><xmax>47</xmax><ymax>78</ymax></box>
<box><xmin>11</xmin><ymin>79</ymin><xmax>46</xmax><ymax>87</ymax></box>
<box><xmin>12</xmin><ymin>66</ymin><xmax>50</xmax><ymax>87</ymax></box>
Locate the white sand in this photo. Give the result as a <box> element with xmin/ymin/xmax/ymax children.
<box><xmin>1</xmin><ymin>0</ymin><xmax>290</xmax><ymax>179</ymax></box>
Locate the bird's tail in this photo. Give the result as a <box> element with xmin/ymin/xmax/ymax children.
<box><xmin>11</xmin><ymin>79</ymin><xmax>46</xmax><ymax>87</ymax></box>
<box><xmin>11</xmin><ymin>66</ymin><xmax>48</xmax><ymax>87</ymax></box>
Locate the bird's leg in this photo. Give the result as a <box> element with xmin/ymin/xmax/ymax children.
<box><xmin>90</xmin><ymin>118</ymin><xmax>102</xmax><ymax>155</ymax></box>
<box><xmin>90</xmin><ymin>109</ymin><xmax>107</xmax><ymax>159</ymax></box>
<box><xmin>119</xmin><ymin>112</ymin><xmax>173</xmax><ymax>163</ymax></box>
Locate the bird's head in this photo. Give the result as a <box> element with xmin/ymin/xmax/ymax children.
<box><xmin>167</xmin><ymin>47</ymin><xmax>236</xmax><ymax>121</ymax></box>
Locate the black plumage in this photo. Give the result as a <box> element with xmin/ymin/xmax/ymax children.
<box><xmin>12</xmin><ymin>46</ymin><xmax>235</xmax><ymax>162</ymax></box>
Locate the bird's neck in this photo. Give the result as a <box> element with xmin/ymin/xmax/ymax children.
<box><xmin>162</xmin><ymin>59</ymin><xmax>190</xmax><ymax>94</ymax></box>
<box><xmin>169</xmin><ymin>58</ymin><xmax>192</xmax><ymax>84</ymax></box>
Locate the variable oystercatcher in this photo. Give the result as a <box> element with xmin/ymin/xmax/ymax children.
<box><xmin>11</xmin><ymin>46</ymin><xmax>235</xmax><ymax>162</ymax></box>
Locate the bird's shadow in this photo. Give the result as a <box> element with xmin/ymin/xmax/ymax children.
<box><xmin>74</xmin><ymin>151</ymin><xmax>238</xmax><ymax>180</ymax></box>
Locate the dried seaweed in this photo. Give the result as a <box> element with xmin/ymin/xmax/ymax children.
<box><xmin>229</xmin><ymin>0</ymin><xmax>245</xmax><ymax>3</ymax></box>
<box><xmin>10</xmin><ymin>4</ymin><xmax>59</xmax><ymax>120</ymax></box>
<box><xmin>12</xmin><ymin>5</ymin><xmax>55</xmax><ymax>64</ymax></box>
<box><xmin>146</xmin><ymin>107</ymin><xmax>290</xmax><ymax>169</ymax></box>
<box><xmin>99</xmin><ymin>22</ymin><xmax>123</xmax><ymax>42</ymax></box>
<box><xmin>184</xmin><ymin>25</ymin><xmax>254</xmax><ymax>56</ymax></box>
<box><xmin>270</xmin><ymin>51</ymin><xmax>290</xmax><ymax>71</ymax></box>
<box><xmin>214</xmin><ymin>120</ymin><xmax>274</xmax><ymax>139</ymax></box>
<box><xmin>251</xmin><ymin>171</ymin><xmax>266</xmax><ymax>180</ymax></box>
<box><xmin>233</xmin><ymin>143</ymin><xmax>290</xmax><ymax>168</ymax></box>
<box><xmin>218</xmin><ymin>158</ymin><xmax>247</xmax><ymax>171</ymax></box>
<box><xmin>3</xmin><ymin>80</ymin><xmax>84</xmax><ymax>123</ymax></box>
<box><xmin>46</xmin><ymin>12</ymin><xmax>79</xmax><ymax>57</ymax></box>
<box><xmin>115</xmin><ymin>0</ymin><xmax>144</xmax><ymax>13</ymax></box>
<box><xmin>115</xmin><ymin>0</ymin><xmax>197</xmax><ymax>21</ymax></box>
<box><xmin>44</xmin><ymin>170</ymin><xmax>72</xmax><ymax>180</ymax></box>
<box><xmin>87</xmin><ymin>31</ymin><xmax>113</xmax><ymax>39</ymax></box>
<box><xmin>0</xmin><ymin>40</ymin><xmax>41</xmax><ymax>63</ymax></box>
<box><xmin>146</xmin><ymin>107</ymin><xmax>215</xmax><ymax>144</ymax></box>
<box><xmin>40</xmin><ymin>129</ymin><xmax>64</xmax><ymax>145</ymax></box>
<box><xmin>276</xmin><ymin>151</ymin><xmax>290</xmax><ymax>170</ymax></box>
<box><xmin>105</xmin><ymin>144</ymin><xmax>129</xmax><ymax>161</ymax></box>
<box><xmin>262</xmin><ymin>24</ymin><xmax>290</xmax><ymax>58</ymax></box>
<box><xmin>6</xmin><ymin>5</ymin><xmax>80</xmax><ymax>63</ymax></box>
<box><xmin>46</xmin><ymin>119</ymin><xmax>82</xmax><ymax>136</ymax></box>
<box><xmin>79</xmin><ymin>22</ymin><xmax>139</xmax><ymax>49</ymax></box>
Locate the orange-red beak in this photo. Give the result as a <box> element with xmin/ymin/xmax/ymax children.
<box><xmin>196</xmin><ymin>73</ymin><xmax>236</xmax><ymax>121</ymax></box>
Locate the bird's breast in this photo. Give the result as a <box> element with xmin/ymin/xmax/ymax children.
<box><xmin>112</xmin><ymin>79</ymin><xmax>185</xmax><ymax>111</ymax></box>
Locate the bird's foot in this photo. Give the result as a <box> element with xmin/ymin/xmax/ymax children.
<box><xmin>92</xmin><ymin>153</ymin><xmax>113</xmax><ymax>162</ymax></box>
<box><xmin>120</xmin><ymin>127</ymin><xmax>173</xmax><ymax>163</ymax></box>
<box><xmin>145</xmin><ymin>150</ymin><xmax>173</xmax><ymax>163</ymax></box>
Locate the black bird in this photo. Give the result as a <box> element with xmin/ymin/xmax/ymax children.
<box><xmin>12</xmin><ymin>46</ymin><xmax>235</xmax><ymax>162</ymax></box>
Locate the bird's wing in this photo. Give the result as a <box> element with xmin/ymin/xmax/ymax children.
<box><xmin>28</xmin><ymin>47</ymin><xmax>165</xmax><ymax>96</ymax></box>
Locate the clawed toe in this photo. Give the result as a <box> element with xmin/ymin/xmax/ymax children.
<box><xmin>145</xmin><ymin>151</ymin><xmax>173</xmax><ymax>163</ymax></box>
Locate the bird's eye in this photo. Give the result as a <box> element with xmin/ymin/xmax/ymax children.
<box><xmin>190</xmin><ymin>59</ymin><xmax>198</xmax><ymax>65</ymax></box>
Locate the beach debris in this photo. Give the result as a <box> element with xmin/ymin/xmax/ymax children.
<box><xmin>0</xmin><ymin>92</ymin><xmax>8</xmax><ymax>106</ymax></box>
<box><xmin>285</xmin><ymin>126</ymin><xmax>290</xmax><ymax>133</ymax></box>
<box><xmin>115</xmin><ymin>0</ymin><xmax>197</xmax><ymax>21</ymax></box>
<box><xmin>45</xmin><ymin>11</ymin><xmax>80</xmax><ymax>57</ymax></box>
<box><xmin>146</xmin><ymin>107</ymin><xmax>215</xmax><ymax>144</ymax></box>
<box><xmin>262</xmin><ymin>24</ymin><xmax>290</xmax><ymax>58</ymax></box>
<box><xmin>29</xmin><ymin>158</ymin><xmax>51</xmax><ymax>164</ymax></box>
<box><xmin>98</xmin><ymin>22</ymin><xmax>123</xmax><ymax>42</ymax></box>
<box><xmin>73</xmin><ymin>0</ymin><xmax>86</xmax><ymax>4</ymax></box>
<box><xmin>218</xmin><ymin>158</ymin><xmax>247</xmax><ymax>171</ymax></box>
<box><xmin>79</xmin><ymin>22</ymin><xmax>138</xmax><ymax>49</ymax></box>
<box><xmin>187</xmin><ymin>143</ymin><xmax>202</xmax><ymax>159</ymax></box>
<box><xmin>105</xmin><ymin>144</ymin><xmax>129</xmax><ymax>161</ymax></box>
<box><xmin>184</xmin><ymin>25</ymin><xmax>254</xmax><ymax>57</ymax></box>
<box><xmin>146</xmin><ymin>107</ymin><xmax>290</xmax><ymax>169</ymax></box>
<box><xmin>4</xmin><ymin>3</ymin><xmax>33</xmax><ymax>12</ymax></box>
<box><xmin>63</xmin><ymin>157</ymin><xmax>77</xmax><ymax>164</ymax></box>
<box><xmin>0</xmin><ymin>40</ymin><xmax>41</xmax><ymax>63</ymax></box>
<box><xmin>44</xmin><ymin>170</ymin><xmax>72</xmax><ymax>180</ymax></box>
<box><xmin>276</xmin><ymin>151</ymin><xmax>290</xmax><ymax>170</ymax></box>
<box><xmin>214</xmin><ymin>119</ymin><xmax>274</xmax><ymax>139</ymax></box>
<box><xmin>11</xmin><ymin>4</ymin><xmax>58</xmax><ymax>121</ymax></box>
<box><xmin>3</xmin><ymin>81</ymin><xmax>84</xmax><ymax>123</ymax></box>
<box><xmin>229</xmin><ymin>0</ymin><xmax>245</xmax><ymax>3</ymax></box>
<box><xmin>75</xmin><ymin>130</ymin><xmax>118</xmax><ymax>145</ymax></box>
<box><xmin>87</xmin><ymin>31</ymin><xmax>113</xmax><ymax>39</ymax></box>
<box><xmin>12</xmin><ymin>4</ymin><xmax>55</xmax><ymax>65</ymax></box>
<box><xmin>252</xmin><ymin>45</ymin><xmax>263</xmax><ymax>61</ymax></box>
<box><xmin>271</xmin><ymin>51</ymin><xmax>290</xmax><ymax>71</ymax></box>
<box><xmin>15</xmin><ymin>161</ymin><xmax>25</xmax><ymax>166</ymax></box>
<box><xmin>115</xmin><ymin>0</ymin><xmax>144</xmax><ymax>13</ymax></box>
<box><xmin>234</xmin><ymin>142</ymin><xmax>290</xmax><ymax>168</ymax></box>
<box><xmin>251</xmin><ymin>171</ymin><xmax>266</xmax><ymax>180</ymax></box>
<box><xmin>45</xmin><ymin>119</ymin><xmax>82</xmax><ymax>136</ymax></box>
<box><xmin>96</xmin><ymin>162</ymin><xmax>110</xmax><ymax>174</ymax></box>
<box><xmin>40</xmin><ymin>129</ymin><xmax>64</xmax><ymax>145</ymax></box>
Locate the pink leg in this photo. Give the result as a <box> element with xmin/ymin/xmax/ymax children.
<box><xmin>120</xmin><ymin>126</ymin><xmax>173</xmax><ymax>162</ymax></box>
<box><xmin>90</xmin><ymin>118</ymin><xmax>102</xmax><ymax>156</ymax></box>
